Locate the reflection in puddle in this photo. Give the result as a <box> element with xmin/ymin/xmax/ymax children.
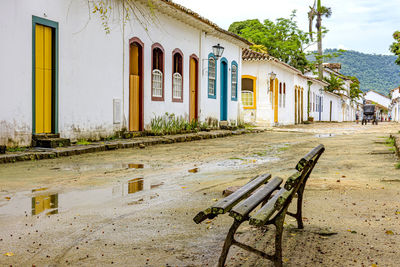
<box><xmin>31</xmin><ymin>192</ymin><xmax>58</xmax><ymax>215</ymax></box>
<box><xmin>315</xmin><ymin>134</ymin><xmax>335</xmax><ymax>138</ymax></box>
<box><xmin>128</xmin><ymin>163</ymin><xmax>144</xmax><ymax>169</ymax></box>
<box><xmin>127</xmin><ymin>178</ymin><xmax>144</xmax><ymax>194</ymax></box>
<box><xmin>188</xmin><ymin>168</ymin><xmax>199</xmax><ymax>173</ymax></box>
<box><xmin>150</xmin><ymin>182</ymin><xmax>164</xmax><ymax>189</ymax></box>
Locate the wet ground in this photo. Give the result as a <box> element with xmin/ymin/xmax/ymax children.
<box><xmin>0</xmin><ymin>122</ymin><xmax>399</xmax><ymax>266</ymax></box>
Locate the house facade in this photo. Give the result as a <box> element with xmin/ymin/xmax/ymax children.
<box><xmin>0</xmin><ymin>0</ymin><xmax>250</xmax><ymax>147</ymax></box>
<box><xmin>240</xmin><ymin>49</ymin><xmax>308</xmax><ymax>126</ymax></box>
<box><xmin>390</xmin><ymin>87</ymin><xmax>400</xmax><ymax>122</ymax></box>
<box><xmin>364</xmin><ymin>90</ymin><xmax>391</xmax><ymax>121</ymax></box>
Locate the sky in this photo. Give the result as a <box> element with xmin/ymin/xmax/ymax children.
<box><xmin>172</xmin><ymin>0</ymin><xmax>400</xmax><ymax>55</ymax></box>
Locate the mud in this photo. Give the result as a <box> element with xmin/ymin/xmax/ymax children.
<box><xmin>0</xmin><ymin>122</ymin><xmax>399</xmax><ymax>266</ymax></box>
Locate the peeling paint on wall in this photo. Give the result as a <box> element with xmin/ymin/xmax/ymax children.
<box><xmin>0</xmin><ymin>120</ymin><xmax>31</xmax><ymax>147</ymax></box>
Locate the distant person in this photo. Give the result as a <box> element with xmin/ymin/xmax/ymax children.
<box><xmin>355</xmin><ymin>113</ymin><xmax>359</xmax><ymax>124</ymax></box>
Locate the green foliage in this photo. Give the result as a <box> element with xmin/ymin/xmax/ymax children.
<box><xmin>6</xmin><ymin>146</ymin><xmax>28</xmax><ymax>152</ymax></box>
<box><xmin>396</xmin><ymin>162</ymin><xmax>400</xmax><ymax>169</ymax></box>
<box><xmin>390</xmin><ymin>31</ymin><xmax>400</xmax><ymax>66</ymax></box>
<box><xmin>323</xmin><ymin>49</ymin><xmax>400</xmax><ymax>95</ymax></box>
<box><xmin>348</xmin><ymin>76</ymin><xmax>363</xmax><ymax>100</ymax></box>
<box><xmin>229</xmin><ymin>11</ymin><xmax>310</xmax><ymax>72</ymax></box>
<box><xmin>76</xmin><ymin>139</ymin><xmax>91</xmax><ymax>145</ymax></box>
<box><xmin>150</xmin><ymin>113</ymin><xmax>207</xmax><ymax>135</ymax></box>
<box><xmin>323</xmin><ymin>73</ymin><xmax>345</xmax><ymax>93</ymax></box>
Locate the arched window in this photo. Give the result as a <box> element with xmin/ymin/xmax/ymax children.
<box><xmin>208</xmin><ymin>53</ymin><xmax>217</xmax><ymax>98</ymax></box>
<box><xmin>231</xmin><ymin>61</ymin><xmax>238</xmax><ymax>100</ymax></box>
<box><xmin>172</xmin><ymin>49</ymin><xmax>183</xmax><ymax>102</ymax></box>
<box><xmin>151</xmin><ymin>43</ymin><xmax>164</xmax><ymax>101</ymax></box>
<box><xmin>242</xmin><ymin>75</ymin><xmax>256</xmax><ymax>109</ymax></box>
<box><xmin>283</xmin><ymin>83</ymin><xmax>286</xmax><ymax>108</ymax></box>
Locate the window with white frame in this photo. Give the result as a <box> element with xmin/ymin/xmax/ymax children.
<box><xmin>242</xmin><ymin>77</ymin><xmax>256</xmax><ymax>108</ymax></box>
<box><xmin>208</xmin><ymin>56</ymin><xmax>216</xmax><ymax>97</ymax></box>
<box><xmin>231</xmin><ymin>63</ymin><xmax>238</xmax><ymax>100</ymax></box>
<box><xmin>283</xmin><ymin>83</ymin><xmax>286</xmax><ymax>108</ymax></box>
<box><xmin>172</xmin><ymin>51</ymin><xmax>183</xmax><ymax>100</ymax></box>
<box><xmin>152</xmin><ymin>46</ymin><xmax>164</xmax><ymax>99</ymax></box>
<box><xmin>279</xmin><ymin>83</ymin><xmax>282</xmax><ymax>107</ymax></box>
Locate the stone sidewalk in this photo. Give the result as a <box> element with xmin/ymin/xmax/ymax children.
<box><xmin>0</xmin><ymin>129</ymin><xmax>263</xmax><ymax>164</ymax></box>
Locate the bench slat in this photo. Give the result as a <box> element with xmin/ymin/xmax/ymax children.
<box><xmin>211</xmin><ymin>173</ymin><xmax>272</xmax><ymax>215</ymax></box>
<box><xmin>229</xmin><ymin>177</ymin><xmax>283</xmax><ymax>222</ymax></box>
<box><xmin>296</xmin><ymin>144</ymin><xmax>325</xmax><ymax>171</ymax></box>
<box><xmin>249</xmin><ymin>188</ymin><xmax>287</xmax><ymax>227</ymax></box>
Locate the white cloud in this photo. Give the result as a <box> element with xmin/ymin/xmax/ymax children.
<box><xmin>172</xmin><ymin>0</ymin><xmax>400</xmax><ymax>55</ymax></box>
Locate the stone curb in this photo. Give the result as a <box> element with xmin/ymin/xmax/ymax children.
<box><xmin>0</xmin><ymin>129</ymin><xmax>263</xmax><ymax>164</ymax></box>
<box><xmin>390</xmin><ymin>134</ymin><xmax>400</xmax><ymax>158</ymax></box>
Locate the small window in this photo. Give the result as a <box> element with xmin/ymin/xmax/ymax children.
<box><xmin>172</xmin><ymin>50</ymin><xmax>183</xmax><ymax>101</ymax></box>
<box><xmin>151</xmin><ymin>44</ymin><xmax>164</xmax><ymax>100</ymax></box>
<box><xmin>231</xmin><ymin>62</ymin><xmax>238</xmax><ymax>100</ymax></box>
<box><xmin>242</xmin><ymin>76</ymin><xmax>256</xmax><ymax>109</ymax></box>
<box><xmin>283</xmin><ymin>83</ymin><xmax>286</xmax><ymax>108</ymax></box>
<box><xmin>208</xmin><ymin>54</ymin><xmax>216</xmax><ymax>98</ymax></box>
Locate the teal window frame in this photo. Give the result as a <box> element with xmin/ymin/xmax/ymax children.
<box><xmin>231</xmin><ymin>61</ymin><xmax>238</xmax><ymax>101</ymax></box>
<box><xmin>208</xmin><ymin>53</ymin><xmax>217</xmax><ymax>99</ymax></box>
<box><xmin>32</xmin><ymin>15</ymin><xmax>59</xmax><ymax>134</ymax></box>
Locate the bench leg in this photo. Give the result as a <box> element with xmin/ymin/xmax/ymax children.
<box><xmin>273</xmin><ymin>210</ymin><xmax>287</xmax><ymax>267</ymax></box>
<box><xmin>295</xmin><ymin>184</ymin><xmax>305</xmax><ymax>229</ymax></box>
<box><xmin>217</xmin><ymin>220</ymin><xmax>242</xmax><ymax>267</ymax></box>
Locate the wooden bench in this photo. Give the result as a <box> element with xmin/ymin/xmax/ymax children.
<box><xmin>193</xmin><ymin>144</ymin><xmax>325</xmax><ymax>267</ymax></box>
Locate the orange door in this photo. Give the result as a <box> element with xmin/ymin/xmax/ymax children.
<box><xmin>129</xmin><ymin>43</ymin><xmax>141</xmax><ymax>131</ymax></box>
<box><xmin>35</xmin><ymin>24</ymin><xmax>53</xmax><ymax>133</ymax></box>
<box><xmin>274</xmin><ymin>79</ymin><xmax>279</xmax><ymax>123</ymax></box>
<box><xmin>189</xmin><ymin>58</ymin><xmax>198</xmax><ymax>122</ymax></box>
<box><xmin>294</xmin><ymin>87</ymin><xmax>298</xmax><ymax>124</ymax></box>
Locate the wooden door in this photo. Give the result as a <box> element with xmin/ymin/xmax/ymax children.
<box><xmin>274</xmin><ymin>79</ymin><xmax>279</xmax><ymax>123</ymax></box>
<box><xmin>129</xmin><ymin>42</ymin><xmax>142</xmax><ymax>131</ymax></box>
<box><xmin>220</xmin><ymin>61</ymin><xmax>228</xmax><ymax>121</ymax></box>
<box><xmin>301</xmin><ymin>89</ymin><xmax>304</xmax><ymax>122</ymax></box>
<box><xmin>35</xmin><ymin>24</ymin><xmax>53</xmax><ymax>134</ymax></box>
<box><xmin>330</xmin><ymin>101</ymin><xmax>332</xmax><ymax>121</ymax></box>
<box><xmin>189</xmin><ymin>57</ymin><xmax>198</xmax><ymax>122</ymax></box>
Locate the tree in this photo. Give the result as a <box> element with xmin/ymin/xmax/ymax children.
<box><xmin>229</xmin><ymin>11</ymin><xmax>311</xmax><ymax>72</ymax></box>
<box><xmin>323</xmin><ymin>73</ymin><xmax>345</xmax><ymax>93</ymax></box>
<box><xmin>348</xmin><ymin>76</ymin><xmax>363</xmax><ymax>100</ymax></box>
<box><xmin>390</xmin><ymin>31</ymin><xmax>400</xmax><ymax>66</ymax></box>
<box><xmin>308</xmin><ymin>0</ymin><xmax>332</xmax><ymax>79</ymax></box>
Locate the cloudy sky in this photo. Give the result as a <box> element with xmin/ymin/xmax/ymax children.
<box><xmin>173</xmin><ymin>0</ymin><xmax>400</xmax><ymax>55</ymax></box>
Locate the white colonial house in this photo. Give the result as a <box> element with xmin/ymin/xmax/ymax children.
<box><xmin>240</xmin><ymin>49</ymin><xmax>309</xmax><ymax>126</ymax></box>
<box><xmin>0</xmin><ymin>0</ymin><xmax>250</xmax><ymax>147</ymax></box>
<box><xmin>390</xmin><ymin>87</ymin><xmax>400</xmax><ymax>122</ymax></box>
<box><xmin>364</xmin><ymin>90</ymin><xmax>391</xmax><ymax>121</ymax></box>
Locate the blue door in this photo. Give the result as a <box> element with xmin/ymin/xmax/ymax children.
<box><xmin>220</xmin><ymin>59</ymin><xmax>228</xmax><ymax>121</ymax></box>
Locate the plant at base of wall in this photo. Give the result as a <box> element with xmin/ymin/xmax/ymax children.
<box><xmin>308</xmin><ymin>116</ymin><xmax>314</xmax><ymax>122</ymax></box>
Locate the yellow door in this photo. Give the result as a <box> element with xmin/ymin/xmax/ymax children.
<box><xmin>35</xmin><ymin>24</ymin><xmax>53</xmax><ymax>133</ymax></box>
<box><xmin>274</xmin><ymin>79</ymin><xmax>279</xmax><ymax>123</ymax></box>
<box><xmin>189</xmin><ymin>58</ymin><xmax>197</xmax><ymax>122</ymax></box>
<box><xmin>129</xmin><ymin>44</ymin><xmax>140</xmax><ymax>132</ymax></box>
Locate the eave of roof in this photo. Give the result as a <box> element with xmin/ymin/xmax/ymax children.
<box><xmin>365</xmin><ymin>90</ymin><xmax>391</xmax><ymax>100</ymax></box>
<box><xmin>242</xmin><ymin>48</ymin><xmax>301</xmax><ymax>74</ymax></box>
<box><xmin>149</xmin><ymin>0</ymin><xmax>252</xmax><ymax>47</ymax></box>
<box><xmin>324</xmin><ymin>67</ymin><xmax>352</xmax><ymax>81</ymax></box>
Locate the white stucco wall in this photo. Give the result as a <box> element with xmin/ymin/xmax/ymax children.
<box><xmin>241</xmin><ymin>60</ymin><xmax>300</xmax><ymax>126</ymax></box>
<box><xmin>365</xmin><ymin>91</ymin><xmax>391</xmax><ymax>108</ymax></box>
<box><xmin>0</xmin><ymin>0</ymin><xmax>244</xmax><ymax>146</ymax></box>
<box><xmin>321</xmin><ymin>92</ymin><xmax>342</xmax><ymax>122</ymax></box>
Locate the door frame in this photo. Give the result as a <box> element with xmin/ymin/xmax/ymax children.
<box><xmin>32</xmin><ymin>16</ymin><xmax>59</xmax><ymax>134</ymax></box>
<box><xmin>274</xmin><ymin>79</ymin><xmax>279</xmax><ymax>123</ymax></box>
<box><xmin>220</xmin><ymin>57</ymin><xmax>228</xmax><ymax>121</ymax></box>
<box><xmin>129</xmin><ymin>37</ymin><xmax>144</xmax><ymax>131</ymax></box>
<box><xmin>189</xmin><ymin>54</ymin><xmax>199</xmax><ymax>121</ymax></box>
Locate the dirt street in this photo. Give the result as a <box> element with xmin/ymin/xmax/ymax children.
<box><xmin>0</xmin><ymin>122</ymin><xmax>399</xmax><ymax>266</ymax></box>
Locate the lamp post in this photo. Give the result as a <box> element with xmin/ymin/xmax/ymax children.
<box><xmin>212</xmin><ymin>44</ymin><xmax>225</xmax><ymax>60</ymax></box>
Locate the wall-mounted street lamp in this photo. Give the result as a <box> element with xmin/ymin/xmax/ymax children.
<box><xmin>269</xmin><ymin>71</ymin><xmax>276</xmax><ymax>80</ymax></box>
<box><xmin>212</xmin><ymin>44</ymin><xmax>225</xmax><ymax>59</ymax></box>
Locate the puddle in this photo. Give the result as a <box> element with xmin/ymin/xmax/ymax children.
<box><xmin>315</xmin><ymin>134</ymin><xmax>335</xmax><ymax>138</ymax></box>
<box><xmin>127</xmin><ymin>178</ymin><xmax>144</xmax><ymax>194</ymax></box>
<box><xmin>128</xmin><ymin>163</ymin><xmax>144</xmax><ymax>169</ymax></box>
<box><xmin>0</xmin><ymin>177</ymin><xmax>163</xmax><ymax>218</ymax></box>
<box><xmin>188</xmin><ymin>168</ymin><xmax>199</xmax><ymax>173</ymax></box>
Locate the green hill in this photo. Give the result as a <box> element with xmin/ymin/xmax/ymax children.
<box><xmin>324</xmin><ymin>49</ymin><xmax>400</xmax><ymax>96</ymax></box>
